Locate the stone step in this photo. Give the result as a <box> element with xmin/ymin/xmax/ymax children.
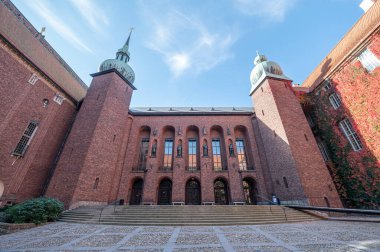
<box><xmin>59</xmin><ymin>205</ymin><xmax>319</xmax><ymax>225</ymax></box>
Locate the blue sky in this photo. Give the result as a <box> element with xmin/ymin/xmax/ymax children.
<box><xmin>12</xmin><ymin>0</ymin><xmax>364</xmax><ymax>107</ymax></box>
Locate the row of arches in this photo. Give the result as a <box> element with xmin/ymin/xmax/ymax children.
<box><xmin>129</xmin><ymin>177</ymin><xmax>257</xmax><ymax>205</ymax></box>
<box><xmin>135</xmin><ymin>125</ymin><xmax>253</xmax><ymax>171</ymax></box>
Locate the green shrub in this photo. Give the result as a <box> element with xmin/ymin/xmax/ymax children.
<box><xmin>5</xmin><ymin>198</ymin><xmax>64</xmax><ymax>224</ymax></box>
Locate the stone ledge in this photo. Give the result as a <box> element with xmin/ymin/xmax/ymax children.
<box><xmin>0</xmin><ymin>222</ymin><xmax>37</xmax><ymax>235</ymax></box>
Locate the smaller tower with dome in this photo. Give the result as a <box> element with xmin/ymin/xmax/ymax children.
<box><xmin>249</xmin><ymin>52</ymin><xmax>341</xmax><ymax>208</ymax></box>
<box><xmin>99</xmin><ymin>28</ymin><xmax>135</xmax><ymax>84</ymax></box>
<box><xmin>249</xmin><ymin>52</ymin><xmax>291</xmax><ymax>95</ymax></box>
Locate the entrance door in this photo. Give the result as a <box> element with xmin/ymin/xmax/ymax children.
<box><xmin>214</xmin><ymin>179</ymin><xmax>229</xmax><ymax>205</ymax></box>
<box><xmin>158</xmin><ymin>179</ymin><xmax>172</xmax><ymax>205</ymax></box>
<box><xmin>185</xmin><ymin>179</ymin><xmax>201</xmax><ymax>205</ymax></box>
<box><xmin>130</xmin><ymin>179</ymin><xmax>143</xmax><ymax>205</ymax></box>
<box><xmin>243</xmin><ymin>179</ymin><xmax>257</xmax><ymax>205</ymax></box>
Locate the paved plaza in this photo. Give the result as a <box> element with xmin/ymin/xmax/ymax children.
<box><xmin>0</xmin><ymin>220</ymin><xmax>379</xmax><ymax>251</ymax></box>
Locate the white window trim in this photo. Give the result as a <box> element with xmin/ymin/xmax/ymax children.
<box><xmin>28</xmin><ymin>73</ymin><xmax>39</xmax><ymax>85</ymax></box>
<box><xmin>53</xmin><ymin>93</ymin><xmax>65</xmax><ymax>105</ymax></box>
<box><xmin>329</xmin><ymin>93</ymin><xmax>341</xmax><ymax>110</ymax></box>
<box><xmin>339</xmin><ymin>119</ymin><xmax>363</xmax><ymax>151</ymax></box>
<box><xmin>358</xmin><ymin>48</ymin><xmax>380</xmax><ymax>72</ymax></box>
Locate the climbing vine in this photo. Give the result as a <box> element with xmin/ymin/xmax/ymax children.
<box><xmin>298</xmin><ymin>61</ymin><xmax>380</xmax><ymax>208</ymax></box>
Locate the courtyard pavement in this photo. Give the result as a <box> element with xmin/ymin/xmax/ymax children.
<box><xmin>0</xmin><ymin>220</ymin><xmax>379</xmax><ymax>252</ymax></box>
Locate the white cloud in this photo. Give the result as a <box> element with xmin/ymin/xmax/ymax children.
<box><xmin>142</xmin><ymin>8</ymin><xmax>238</xmax><ymax>78</ymax></box>
<box><xmin>27</xmin><ymin>0</ymin><xmax>93</xmax><ymax>53</ymax></box>
<box><xmin>69</xmin><ymin>0</ymin><xmax>109</xmax><ymax>33</ymax></box>
<box><xmin>234</xmin><ymin>0</ymin><xmax>297</xmax><ymax>21</ymax></box>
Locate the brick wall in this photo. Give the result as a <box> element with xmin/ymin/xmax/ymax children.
<box><xmin>0</xmin><ymin>40</ymin><xmax>77</xmax><ymax>204</ymax></box>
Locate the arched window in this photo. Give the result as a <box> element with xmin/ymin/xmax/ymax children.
<box><xmin>163</xmin><ymin>139</ymin><xmax>173</xmax><ymax>170</ymax></box>
<box><xmin>236</xmin><ymin>139</ymin><xmax>247</xmax><ymax>170</ymax></box>
<box><xmin>93</xmin><ymin>178</ymin><xmax>99</xmax><ymax>189</ymax></box>
<box><xmin>283</xmin><ymin>177</ymin><xmax>289</xmax><ymax>188</ymax></box>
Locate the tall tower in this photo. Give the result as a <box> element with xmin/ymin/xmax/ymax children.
<box><xmin>46</xmin><ymin>31</ymin><xmax>136</xmax><ymax>209</ymax></box>
<box><xmin>250</xmin><ymin>54</ymin><xmax>341</xmax><ymax>207</ymax></box>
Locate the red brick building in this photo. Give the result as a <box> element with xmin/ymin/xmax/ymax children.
<box><xmin>294</xmin><ymin>1</ymin><xmax>380</xmax><ymax>208</ymax></box>
<box><xmin>4</xmin><ymin>0</ymin><xmax>379</xmax><ymax>210</ymax></box>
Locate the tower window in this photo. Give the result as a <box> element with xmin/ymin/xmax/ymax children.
<box><xmin>93</xmin><ymin>178</ymin><xmax>99</xmax><ymax>189</ymax></box>
<box><xmin>163</xmin><ymin>139</ymin><xmax>173</xmax><ymax>169</ymax></box>
<box><xmin>358</xmin><ymin>48</ymin><xmax>380</xmax><ymax>72</ymax></box>
<box><xmin>283</xmin><ymin>177</ymin><xmax>289</xmax><ymax>188</ymax></box>
<box><xmin>212</xmin><ymin>139</ymin><xmax>222</xmax><ymax>171</ymax></box>
<box><xmin>53</xmin><ymin>93</ymin><xmax>65</xmax><ymax>105</ymax></box>
<box><xmin>304</xmin><ymin>134</ymin><xmax>308</xmax><ymax>141</ymax></box>
<box><xmin>323</xmin><ymin>80</ymin><xmax>332</xmax><ymax>91</ymax></box>
<box><xmin>339</xmin><ymin>119</ymin><xmax>363</xmax><ymax>151</ymax></box>
<box><xmin>13</xmin><ymin>121</ymin><xmax>38</xmax><ymax>156</ymax></box>
<box><xmin>236</xmin><ymin>139</ymin><xmax>247</xmax><ymax>171</ymax></box>
<box><xmin>329</xmin><ymin>93</ymin><xmax>341</xmax><ymax>109</ymax></box>
<box><xmin>28</xmin><ymin>73</ymin><xmax>39</xmax><ymax>85</ymax></box>
<box><xmin>262</xmin><ymin>110</ymin><xmax>264</xmax><ymax>116</ymax></box>
<box><xmin>188</xmin><ymin>139</ymin><xmax>197</xmax><ymax>171</ymax></box>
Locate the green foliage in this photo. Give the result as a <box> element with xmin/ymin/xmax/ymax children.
<box><xmin>5</xmin><ymin>198</ymin><xmax>64</xmax><ymax>224</ymax></box>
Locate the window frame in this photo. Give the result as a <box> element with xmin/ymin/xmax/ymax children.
<box><xmin>212</xmin><ymin>138</ymin><xmax>223</xmax><ymax>171</ymax></box>
<box><xmin>235</xmin><ymin>139</ymin><xmax>248</xmax><ymax>171</ymax></box>
<box><xmin>163</xmin><ymin>138</ymin><xmax>174</xmax><ymax>169</ymax></box>
<box><xmin>339</xmin><ymin>119</ymin><xmax>363</xmax><ymax>151</ymax></box>
<box><xmin>358</xmin><ymin>48</ymin><xmax>380</xmax><ymax>72</ymax></box>
<box><xmin>188</xmin><ymin>138</ymin><xmax>198</xmax><ymax>170</ymax></box>
<box><xmin>329</xmin><ymin>93</ymin><xmax>341</xmax><ymax>110</ymax></box>
<box><xmin>12</xmin><ymin>121</ymin><xmax>38</xmax><ymax>156</ymax></box>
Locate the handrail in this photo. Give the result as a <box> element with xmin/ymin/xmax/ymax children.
<box><xmin>288</xmin><ymin>205</ymin><xmax>380</xmax><ymax>215</ymax></box>
<box><xmin>98</xmin><ymin>199</ymin><xmax>120</xmax><ymax>222</ymax></box>
<box><xmin>256</xmin><ymin>194</ymin><xmax>288</xmax><ymax>221</ymax></box>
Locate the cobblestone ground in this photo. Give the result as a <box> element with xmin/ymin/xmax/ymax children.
<box><xmin>0</xmin><ymin>220</ymin><xmax>379</xmax><ymax>251</ymax></box>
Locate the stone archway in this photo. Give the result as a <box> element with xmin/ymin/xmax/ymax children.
<box><xmin>214</xmin><ymin>178</ymin><xmax>229</xmax><ymax>205</ymax></box>
<box><xmin>242</xmin><ymin>178</ymin><xmax>257</xmax><ymax>205</ymax></box>
<box><xmin>185</xmin><ymin>178</ymin><xmax>201</xmax><ymax>205</ymax></box>
<box><xmin>130</xmin><ymin>179</ymin><xmax>143</xmax><ymax>205</ymax></box>
<box><xmin>158</xmin><ymin>179</ymin><xmax>172</xmax><ymax>205</ymax></box>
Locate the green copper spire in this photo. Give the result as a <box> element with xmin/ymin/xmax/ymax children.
<box><xmin>117</xmin><ymin>28</ymin><xmax>133</xmax><ymax>62</ymax></box>
<box><xmin>99</xmin><ymin>28</ymin><xmax>136</xmax><ymax>84</ymax></box>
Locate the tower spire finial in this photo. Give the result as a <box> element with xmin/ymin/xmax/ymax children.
<box><xmin>125</xmin><ymin>27</ymin><xmax>134</xmax><ymax>47</ymax></box>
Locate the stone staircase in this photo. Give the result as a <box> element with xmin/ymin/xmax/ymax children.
<box><xmin>59</xmin><ymin>205</ymin><xmax>321</xmax><ymax>226</ymax></box>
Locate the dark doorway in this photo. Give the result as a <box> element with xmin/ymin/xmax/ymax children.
<box><xmin>130</xmin><ymin>179</ymin><xmax>143</xmax><ymax>205</ymax></box>
<box><xmin>243</xmin><ymin>179</ymin><xmax>257</xmax><ymax>205</ymax></box>
<box><xmin>185</xmin><ymin>179</ymin><xmax>201</xmax><ymax>205</ymax></box>
<box><xmin>214</xmin><ymin>179</ymin><xmax>229</xmax><ymax>205</ymax></box>
<box><xmin>158</xmin><ymin>179</ymin><xmax>172</xmax><ymax>205</ymax></box>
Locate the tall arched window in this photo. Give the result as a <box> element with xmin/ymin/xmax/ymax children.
<box><xmin>163</xmin><ymin>139</ymin><xmax>173</xmax><ymax>170</ymax></box>
<box><xmin>236</xmin><ymin>139</ymin><xmax>247</xmax><ymax>170</ymax></box>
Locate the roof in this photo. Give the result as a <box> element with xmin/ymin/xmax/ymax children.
<box><xmin>0</xmin><ymin>0</ymin><xmax>87</xmax><ymax>102</ymax></box>
<box><xmin>129</xmin><ymin>107</ymin><xmax>254</xmax><ymax>116</ymax></box>
<box><xmin>301</xmin><ymin>1</ymin><xmax>380</xmax><ymax>91</ymax></box>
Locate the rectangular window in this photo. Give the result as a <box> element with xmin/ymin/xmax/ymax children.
<box><xmin>13</xmin><ymin>121</ymin><xmax>38</xmax><ymax>156</ymax></box>
<box><xmin>339</xmin><ymin>119</ymin><xmax>363</xmax><ymax>151</ymax></box>
<box><xmin>317</xmin><ymin>142</ymin><xmax>330</xmax><ymax>161</ymax></box>
<box><xmin>212</xmin><ymin>139</ymin><xmax>222</xmax><ymax>171</ymax></box>
<box><xmin>236</xmin><ymin>139</ymin><xmax>248</xmax><ymax>170</ymax></box>
<box><xmin>329</xmin><ymin>93</ymin><xmax>341</xmax><ymax>109</ymax></box>
<box><xmin>323</xmin><ymin>80</ymin><xmax>332</xmax><ymax>91</ymax></box>
<box><xmin>137</xmin><ymin>138</ymin><xmax>149</xmax><ymax>170</ymax></box>
<box><xmin>188</xmin><ymin>139</ymin><xmax>197</xmax><ymax>171</ymax></box>
<box><xmin>163</xmin><ymin>139</ymin><xmax>173</xmax><ymax>169</ymax></box>
<box><xmin>358</xmin><ymin>48</ymin><xmax>380</xmax><ymax>72</ymax></box>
